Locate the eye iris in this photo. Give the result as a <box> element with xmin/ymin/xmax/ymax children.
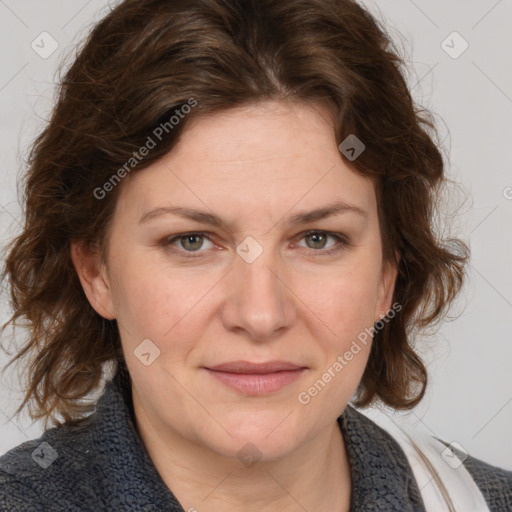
<box><xmin>306</xmin><ymin>233</ymin><xmax>326</xmax><ymax>249</ymax></box>
<box><xmin>182</xmin><ymin>234</ymin><xmax>203</xmax><ymax>251</ymax></box>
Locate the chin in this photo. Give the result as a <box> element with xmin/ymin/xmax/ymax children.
<box><xmin>197</xmin><ymin>410</ymin><xmax>307</xmax><ymax>462</ymax></box>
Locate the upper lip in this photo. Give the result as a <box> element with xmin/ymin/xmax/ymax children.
<box><xmin>206</xmin><ymin>360</ymin><xmax>306</xmax><ymax>374</ymax></box>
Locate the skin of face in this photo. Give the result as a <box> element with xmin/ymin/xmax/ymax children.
<box><xmin>71</xmin><ymin>99</ymin><xmax>399</xmax><ymax>510</ymax></box>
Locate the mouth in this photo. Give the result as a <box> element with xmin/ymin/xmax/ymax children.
<box><xmin>203</xmin><ymin>360</ymin><xmax>308</xmax><ymax>395</ymax></box>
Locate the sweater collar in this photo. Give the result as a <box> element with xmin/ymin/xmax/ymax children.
<box><xmin>90</xmin><ymin>366</ymin><xmax>424</xmax><ymax>511</ymax></box>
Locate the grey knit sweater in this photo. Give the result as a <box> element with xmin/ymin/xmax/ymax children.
<box><xmin>1</xmin><ymin>368</ymin><xmax>511</xmax><ymax>511</ymax></box>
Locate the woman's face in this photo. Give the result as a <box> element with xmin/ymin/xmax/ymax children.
<box><xmin>79</xmin><ymin>100</ymin><xmax>397</xmax><ymax>461</ymax></box>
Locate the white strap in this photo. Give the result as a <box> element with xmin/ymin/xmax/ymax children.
<box><xmin>357</xmin><ymin>407</ymin><xmax>490</xmax><ymax>512</ymax></box>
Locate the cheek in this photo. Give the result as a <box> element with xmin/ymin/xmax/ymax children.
<box><xmin>110</xmin><ymin>258</ymin><xmax>214</xmax><ymax>350</ymax></box>
<box><xmin>310</xmin><ymin>259</ymin><xmax>381</xmax><ymax>336</ymax></box>
<box><xmin>302</xmin><ymin>268</ymin><xmax>379</xmax><ymax>404</ymax></box>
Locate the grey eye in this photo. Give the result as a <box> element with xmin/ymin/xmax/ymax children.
<box><xmin>180</xmin><ymin>234</ymin><xmax>208</xmax><ymax>251</ymax></box>
<box><xmin>167</xmin><ymin>233</ymin><xmax>215</xmax><ymax>252</ymax></box>
<box><xmin>304</xmin><ymin>232</ymin><xmax>329</xmax><ymax>249</ymax></box>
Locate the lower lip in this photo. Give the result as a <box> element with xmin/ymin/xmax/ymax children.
<box><xmin>205</xmin><ymin>368</ymin><xmax>306</xmax><ymax>395</ymax></box>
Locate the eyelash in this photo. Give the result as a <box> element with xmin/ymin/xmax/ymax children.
<box><xmin>162</xmin><ymin>230</ymin><xmax>349</xmax><ymax>258</ymax></box>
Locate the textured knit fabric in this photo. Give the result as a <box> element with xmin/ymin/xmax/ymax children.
<box><xmin>1</xmin><ymin>367</ymin><xmax>511</xmax><ymax>511</ymax></box>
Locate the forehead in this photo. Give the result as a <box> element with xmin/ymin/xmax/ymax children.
<box><xmin>175</xmin><ymin>100</ymin><xmax>338</xmax><ymax>163</ymax></box>
<box><xmin>116</xmin><ymin>100</ymin><xmax>377</xmax><ymax>227</ymax></box>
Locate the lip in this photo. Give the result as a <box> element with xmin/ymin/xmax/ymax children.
<box><xmin>204</xmin><ymin>360</ymin><xmax>307</xmax><ymax>395</ymax></box>
<box><xmin>207</xmin><ymin>360</ymin><xmax>305</xmax><ymax>374</ymax></box>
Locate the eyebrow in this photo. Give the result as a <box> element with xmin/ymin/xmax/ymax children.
<box><xmin>138</xmin><ymin>200</ymin><xmax>367</xmax><ymax>227</ymax></box>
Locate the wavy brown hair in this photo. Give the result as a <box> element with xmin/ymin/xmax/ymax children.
<box><xmin>1</xmin><ymin>0</ymin><xmax>469</xmax><ymax>428</ymax></box>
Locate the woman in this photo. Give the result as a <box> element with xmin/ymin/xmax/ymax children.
<box><xmin>1</xmin><ymin>0</ymin><xmax>510</xmax><ymax>510</ymax></box>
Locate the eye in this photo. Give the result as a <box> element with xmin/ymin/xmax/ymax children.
<box><xmin>163</xmin><ymin>230</ymin><xmax>349</xmax><ymax>258</ymax></box>
<box><xmin>165</xmin><ymin>232</ymin><xmax>215</xmax><ymax>254</ymax></box>
<box><xmin>295</xmin><ymin>231</ymin><xmax>348</xmax><ymax>255</ymax></box>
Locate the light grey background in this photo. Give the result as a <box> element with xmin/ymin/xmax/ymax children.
<box><xmin>1</xmin><ymin>0</ymin><xmax>511</xmax><ymax>471</ymax></box>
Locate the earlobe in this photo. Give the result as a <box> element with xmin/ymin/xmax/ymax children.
<box><xmin>70</xmin><ymin>240</ymin><xmax>116</xmax><ymax>320</ymax></box>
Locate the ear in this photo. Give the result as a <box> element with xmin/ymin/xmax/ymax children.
<box><xmin>374</xmin><ymin>249</ymin><xmax>401</xmax><ymax>323</ymax></box>
<box><xmin>70</xmin><ymin>240</ymin><xmax>116</xmax><ymax>320</ymax></box>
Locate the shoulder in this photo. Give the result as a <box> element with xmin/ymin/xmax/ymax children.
<box><xmin>462</xmin><ymin>452</ymin><xmax>512</xmax><ymax>511</ymax></box>
<box><xmin>431</xmin><ymin>437</ymin><xmax>512</xmax><ymax>511</ymax></box>
<box><xmin>0</xmin><ymin>416</ymin><xmax>102</xmax><ymax>510</ymax></box>
<box><xmin>344</xmin><ymin>405</ymin><xmax>512</xmax><ymax>511</ymax></box>
<box><xmin>0</xmin><ymin>373</ymin><xmax>183</xmax><ymax>511</ymax></box>
<box><xmin>0</xmin><ymin>469</ymin><xmax>44</xmax><ymax>511</ymax></box>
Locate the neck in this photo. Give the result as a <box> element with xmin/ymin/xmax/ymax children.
<box><xmin>132</xmin><ymin>392</ymin><xmax>352</xmax><ymax>512</ymax></box>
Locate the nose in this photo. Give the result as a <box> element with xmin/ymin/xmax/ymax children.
<box><xmin>221</xmin><ymin>246</ymin><xmax>296</xmax><ymax>341</ymax></box>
